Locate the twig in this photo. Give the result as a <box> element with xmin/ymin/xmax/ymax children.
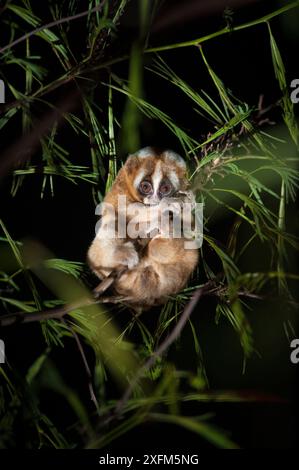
<box><xmin>0</xmin><ymin>1</ymin><xmax>107</xmax><ymax>54</ymax></box>
<box><xmin>152</xmin><ymin>0</ymin><xmax>258</xmax><ymax>33</ymax></box>
<box><xmin>0</xmin><ymin>269</ymin><xmax>121</xmax><ymax>327</ymax></box>
<box><xmin>0</xmin><ymin>271</ymin><xmax>264</xmax><ymax>327</ymax></box>
<box><xmin>93</xmin><ymin>267</ymin><xmax>126</xmax><ymax>297</ymax></box>
<box><xmin>114</xmin><ymin>280</ymin><xmax>214</xmax><ymax>417</ymax></box>
<box><xmin>64</xmin><ymin>319</ymin><xmax>101</xmax><ymax>416</ymax></box>
<box><xmin>0</xmin><ymin>0</ymin><xmax>12</xmax><ymax>16</ymax></box>
<box><xmin>0</xmin><ymin>296</ymin><xmax>95</xmax><ymax>326</ymax></box>
<box><xmin>0</xmin><ymin>88</ymin><xmax>81</xmax><ymax>180</ymax></box>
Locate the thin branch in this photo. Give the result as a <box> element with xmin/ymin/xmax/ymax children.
<box><xmin>0</xmin><ymin>269</ymin><xmax>122</xmax><ymax>327</ymax></box>
<box><xmin>114</xmin><ymin>280</ymin><xmax>214</xmax><ymax>417</ymax></box>
<box><xmin>0</xmin><ymin>88</ymin><xmax>81</xmax><ymax>180</ymax></box>
<box><xmin>0</xmin><ymin>297</ymin><xmax>94</xmax><ymax>326</ymax></box>
<box><xmin>0</xmin><ymin>1</ymin><xmax>107</xmax><ymax>54</ymax></box>
<box><xmin>1</xmin><ymin>1</ymin><xmax>297</xmax><ymax>116</ymax></box>
<box><xmin>0</xmin><ymin>273</ymin><xmax>265</xmax><ymax>327</ymax></box>
<box><xmin>151</xmin><ymin>0</ymin><xmax>259</xmax><ymax>33</ymax></box>
<box><xmin>146</xmin><ymin>0</ymin><xmax>299</xmax><ymax>53</ymax></box>
<box><xmin>0</xmin><ymin>0</ymin><xmax>12</xmax><ymax>16</ymax></box>
<box><xmin>64</xmin><ymin>319</ymin><xmax>101</xmax><ymax>416</ymax></box>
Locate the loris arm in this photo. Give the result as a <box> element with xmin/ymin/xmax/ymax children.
<box><xmin>87</xmin><ymin>208</ymin><xmax>139</xmax><ymax>279</ymax></box>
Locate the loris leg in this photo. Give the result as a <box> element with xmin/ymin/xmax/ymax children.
<box><xmin>114</xmin><ymin>237</ymin><xmax>198</xmax><ymax>306</ymax></box>
<box><xmin>148</xmin><ymin>237</ymin><xmax>198</xmax><ymax>294</ymax></box>
<box><xmin>147</xmin><ymin>237</ymin><xmax>184</xmax><ymax>264</ymax></box>
<box><xmin>87</xmin><ymin>237</ymin><xmax>139</xmax><ymax>279</ymax></box>
<box><xmin>87</xmin><ymin>207</ymin><xmax>142</xmax><ymax>282</ymax></box>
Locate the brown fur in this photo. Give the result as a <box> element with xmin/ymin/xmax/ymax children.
<box><xmin>87</xmin><ymin>148</ymin><xmax>199</xmax><ymax>308</ymax></box>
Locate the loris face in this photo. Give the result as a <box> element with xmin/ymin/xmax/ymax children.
<box><xmin>123</xmin><ymin>147</ymin><xmax>188</xmax><ymax>205</ymax></box>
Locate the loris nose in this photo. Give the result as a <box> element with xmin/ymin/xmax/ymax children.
<box><xmin>144</xmin><ymin>194</ymin><xmax>160</xmax><ymax>206</ymax></box>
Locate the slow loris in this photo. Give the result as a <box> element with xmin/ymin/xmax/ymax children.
<box><xmin>87</xmin><ymin>147</ymin><xmax>199</xmax><ymax>308</ymax></box>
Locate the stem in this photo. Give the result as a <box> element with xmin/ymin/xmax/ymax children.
<box><xmin>65</xmin><ymin>319</ymin><xmax>101</xmax><ymax>416</ymax></box>
<box><xmin>2</xmin><ymin>1</ymin><xmax>298</xmax><ymax>112</ymax></box>
<box><xmin>114</xmin><ymin>281</ymin><xmax>214</xmax><ymax>416</ymax></box>
<box><xmin>0</xmin><ymin>1</ymin><xmax>107</xmax><ymax>54</ymax></box>
<box><xmin>277</xmin><ymin>180</ymin><xmax>287</xmax><ymax>293</ymax></box>
<box><xmin>0</xmin><ymin>269</ymin><xmax>121</xmax><ymax>327</ymax></box>
<box><xmin>145</xmin><ymin>1</ymin><xmax>299</xmax><ymax>53</ymax></box>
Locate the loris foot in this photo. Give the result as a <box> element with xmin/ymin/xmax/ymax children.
<box><xmin>114</xmin><ymin>242</ymin><xmax>139</xmax><ymax>269</ymax></box>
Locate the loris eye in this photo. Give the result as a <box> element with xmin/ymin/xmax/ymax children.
<box><xmin>159</xmin><ymin>181</ymin><xmax>173</xmax><ymax>196</ymax></box>
<box><xmin>139</xmin><ymin>180</ymin><xmax>153</xmax><ymax>195</ymax></box>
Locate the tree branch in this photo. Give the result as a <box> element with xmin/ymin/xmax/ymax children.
<box><xmin>0</xmin><ymin>1</ymin><xmax>107</xmax><ymax>54</ymax></box>
<box><xmin>64</xmin><ymin>319</ymin><xmax>101</xmax><ymax>416</ymax></box>
<box><xmin>0</xmin><ymin>88</ymin><xmax>81</xmax><ymax>180</ymax></box>
<box><xmin>0</xmin><ymin>268</ymin><xmax>123</xmax><ymax>327</ymax></box>
<box><xmin>114</xmin><ymin>280</ymin><xmax>214</xmax><ymax>417</ymax></box>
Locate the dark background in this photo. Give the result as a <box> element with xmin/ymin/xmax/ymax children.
<box><xmin>0</xmin><ymin>0</ymin><xmax>298</xmax><ymax>449</ymax></box>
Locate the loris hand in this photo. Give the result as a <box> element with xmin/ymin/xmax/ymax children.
<box><xmin>113</xmin><ymin>242</ymin><xmax>139</xmax><ymax>269</ymax></box>
<box><xmin>164</xmin><ymin>190</ymin><xmax>196</xmax><ymax>208</ymax></box>
<box><xmin>127</xmin><ymin>202</ymin><xmax>160</xmax><ymax>239</ymax></box>
<box><xmin>87</xmin><ymin>147</ymin><xmax>199</xmax><ymax>307</ymax></box>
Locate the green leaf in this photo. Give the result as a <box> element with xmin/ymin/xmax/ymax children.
<box><xmin>149</xmin><ymin>413</ymin><xmax>239</xmax><ymax>449</ymax></box>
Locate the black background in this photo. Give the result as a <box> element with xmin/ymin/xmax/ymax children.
<box><xmin>0</xmin><ymin>0</ymin><xmax>299</xmax><ymax>450</ymax></box>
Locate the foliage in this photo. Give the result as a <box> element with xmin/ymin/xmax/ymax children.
<box><xmin>0</xmin><ymin>0</ymin><xmax>298</xmax><ymax>449</ymax></box>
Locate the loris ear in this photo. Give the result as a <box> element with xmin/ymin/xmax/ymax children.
<box><xmin>113</xmin><ymin>155</ymin><xmax>139</xmax><ymax>186</ymax></box>
<box><xmin>123</xmin><ymin>155</ymin><xmax>139</xmax><ymax>175</ymax></box>
<box><xmin>114</xmin><ymin>155</ymin><xmax>141</xmax><ymax>201</ymax></box>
